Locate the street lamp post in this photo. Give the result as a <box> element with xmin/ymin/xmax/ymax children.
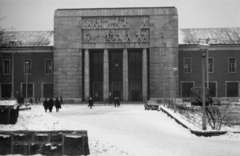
<box><xmin>25</xmin><ymin>61</ymin><xmax>29</xmax><ymax>99</ymax></box>
<box><xmin>162</xmin><ymin>59</ymin><xmax>165</xmax><ymax>106</ymax></box>
<box><xmin>198</xmin><ymin>43</ymin><xmax>209</xmax><ymax>130</ymax></box>
<box><xmin>10</xmin><ymin>41</ymin><xmax>16</xmax><ymax>99</ymax></box>
<box><xmin>206</xmin><ymin>49</ymin><xmax>209</xmax><ymax>89</ymax></box>
<box><xmin>173</xmin><ymin>68</ymin><xmax>178</xmax><ymax>113</ymax></box>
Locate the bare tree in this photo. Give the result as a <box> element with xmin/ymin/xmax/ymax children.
<box><xmin>190</xmin><ymin>87</ymin><xmax>223</xmax><ymax>130</ymax></box>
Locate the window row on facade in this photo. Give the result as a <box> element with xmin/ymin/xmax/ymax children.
<box><xmin>1</xmin><ymin>83</ymin><xmax>53</xmax><ymax>99</ymax></box>
<box><xmin>183</xmin><ymin>57</ymin><xmax>237</xmax><ymax>73</ymax></box>
<box><xmin>181</xmin><ymin>81</ymin><xmax>239</xmax><ymax>98</ymax></box>
<box><xmin>2</xmin><ymin>59</ymin><xmax>53</xmax><ymax>75</ymax></box>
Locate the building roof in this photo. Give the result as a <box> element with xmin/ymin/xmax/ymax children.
<box><xmin>1</xmin><ymin>28</ymin><xmax>240</xmax><ymax>47</ymax></box>
<box><xmin>1</xmin><ymin>31</ymin><xmax>53</xmax><ymax>47</ymax></box>
<box><xmin>179</xmin><ymin>28</ymin><xmax>240</xmax><ymax>45</ymax></box>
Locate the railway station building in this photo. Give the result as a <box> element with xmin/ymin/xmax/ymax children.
<box><xmin>1</xmin><ymin>7</ymin><xmax>240</xmax><ymax>103</ymax></box>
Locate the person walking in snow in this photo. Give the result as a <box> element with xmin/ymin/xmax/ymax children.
<box><xmin>55</xmin><ymin>97</ymin><xmax>61</xmax><ymax>112</ymax></box>
<box><xmin>43</xmin><ymin>98</ymin><xmax>49</xmax><ymax>112</ymax></box>
<box><xmin>116</xmin><ymin>96</ymin><xmax>120</xmax><ymax>107</ymax></box>
<box><xmin>114</xmin><ymin>96</ymin><xmax>117</xmax><ymax>107</ymax></box>
<box><xmin>48</xmin><ymin>97</ymin><xmax>54</xmax><ymax>112</ymax></box>
<box><xmin>88</xmin><ymin>96</ymin><xmax>94</xmax><ymax>109</ymax></box>
<box><xmin>109</xmin><ymin>93</ymin><xmax>112</xmax><ymax>105</ymax></box>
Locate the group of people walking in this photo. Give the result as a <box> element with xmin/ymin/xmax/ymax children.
<box><xmin>88</xmin><ymin>95</ymin><xmax>121</xmax><ymax>109</ymax></box>
<box><xmin>43</xmin><ymin>97</ymin><xmax>62</xmax><ymax>112</ymax></box>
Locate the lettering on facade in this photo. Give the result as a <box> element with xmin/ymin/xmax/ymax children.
<box><xmin>82</xmin><ymin>16</ymin><xmax>149</xmax><ymax>43</ymax></box>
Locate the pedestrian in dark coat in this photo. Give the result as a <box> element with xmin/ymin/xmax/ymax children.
<box><xmin>116</xmin><ymin>96</ymin><xmax>120</xmax><ymax>107</ymax></box>
<box><xmin>43</xmin><ymin>98</ymin><xmax>48</xmax><ymax>112</ymax></box>
<box><xmin>55</xmin><ymin>97</ymin><xmax>61</xmax><ymax>112</ymax></box>
<box><xmin>109</xmin><ymin>93</ymin><xmax>112</xmax><ymax>104</ymax></box>
<box><xmin>88</xmin><ymin>97</ymin><xmax>94</xmax><ymax>109</ymax></box>
<box><xmin>48</xmin><ymin>98</ymin><xmax>54</xmax><ymax>112</ymax></box>
<box><xmin>114</xmin><ymin>97</ymin><xmax>117</xmax><ymax>107</ymax></box>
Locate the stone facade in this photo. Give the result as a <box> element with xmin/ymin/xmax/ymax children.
<box><xmin>54</xmin><ymin>7</ymin><xmax>178</xmax><ymax>102</ymax></box>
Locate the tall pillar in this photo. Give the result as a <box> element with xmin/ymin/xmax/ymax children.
<box><xmin>84</xmin><ymin>49</ymin><xmax>90</xmax><ymax>101</ymax></box>
<box><xmin>103</xmin><ymin>49</ymin><xmax>109</xmax><ymax>102</ymax></box>
<box><xmin>123</xmin><ymin>49</ymin><xmax>128</xmax><ymax>102</ymax></box>
<box><xmin>142</xmin><ymin>48</ymin><xmax>148</xmax><ymax>102</ymax></box>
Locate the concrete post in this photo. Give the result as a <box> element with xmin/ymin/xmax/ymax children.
<box><xmin>123</xmin><ymin>49</ymin><xmax>128</xmax><ymax>102</ymax></box>
<box><xmin>142</xmin><ymin>48</ymin><xmax>148</xmax><ymax>102</ymax></box>
<box><xmin>103</xmin><ymin>49</ymin><xmax>109</xmax><ymax>102</ymax></box>
<box><xmin>84</xmin><ymin>49</ymin><xmax>90</xmax><ymax>101</ymax></box>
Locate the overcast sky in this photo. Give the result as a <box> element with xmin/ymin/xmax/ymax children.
<box><xmin>0</xmin><ymin>0</ymin><xmax>239</xmax><ymax>31</ymax></box>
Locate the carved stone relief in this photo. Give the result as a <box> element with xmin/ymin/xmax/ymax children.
<box><xmin>82</xmin><ymin>16</ymin><xmax>149</xmax><ymax>43</ymax></box>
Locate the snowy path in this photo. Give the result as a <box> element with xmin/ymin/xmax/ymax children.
<box><xmin>48</xmin><ymin>105</ymin><xmax>240</xmax><ymax>156</ymax></box>
<box><xmin>1</xmin><ymin>104</ymin><xmax>239</xmax><ymax>156</ymax></box>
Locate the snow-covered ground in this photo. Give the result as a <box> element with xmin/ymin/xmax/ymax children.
<box><xmin>1</xmin><ymin>104</ymin><xmax>240</xmax><ymax>156</ymax></box>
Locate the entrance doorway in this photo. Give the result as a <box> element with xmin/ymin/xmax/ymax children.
<box><xmin>128</xmin><ymin>50</ymin><xmax>142</xmax><ymax>101</ymax></box>
<box><xmin>112</xmin><ymin>82</ymin><xmax>122</xmax><ymax>100</ymax></box>
<box><xmin>93</xmin><ymin>82</ymin><xmax>103</xmax><ymax>101</ymax></box>
<box><xmin>90</xmin><ymin>50</ymin><xmax>104</xmax><ymax>101</ymax></box>
<box><xmin>129</xmin><ymin>82</ymin><xmax>142</xmax><ymax>101</ymax></box>
<box><xmin>109</xmin><ymin>50</ymin><xmax>123</xmax><ymax>101</ymax></box>
<box><xmin>1</xmin><ymin>84</ymin><xmax>12</xmax><ymax>99</ymax></box>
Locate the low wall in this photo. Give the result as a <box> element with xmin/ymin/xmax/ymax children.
<box><xmin>0</xmin><ymin>130</ymin><xmax>90</xmax><ymax>155</ymax></box>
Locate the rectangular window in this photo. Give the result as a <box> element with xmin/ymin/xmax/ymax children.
<box><xmin>229</xmin><ymin>58</ymin><xmax>236</xmax><ymax>73</ymax></box>
<box><xmin>226</xmin><ymin>82</ymin><xmax>238</xmax><ymax>97</ymax></box>
<box><xmin>208</xmin><ymin>58</ymin><xmax>214</xmax><ymax>73</ymax></box>
<box><xmin>45</xmin><ymin>59</ymin><xmax>53</xmax><ymax>75</ymax></box>
<box><xmin>181</xmin><ymin>82</ymin><xmax>194</xmax><ymax>97</ymax></box>
<box><xmin>3</xmin><ymin>59</ymin><xmax>10</xmax><ymax>75</ymax></box>
<box><xmin>205</xmin><ymin>82</ymin><xmax>217</xmax><ymax>97</ymax></box>
<box><xmin>184</xmin><ymin>57</ymin><xmax>191</xmax><ymax>73</ymax></box>
<box><xmin>24</xmin><ymin>60</ymin><xmax>31</xmax><ymax>74</ymax></box>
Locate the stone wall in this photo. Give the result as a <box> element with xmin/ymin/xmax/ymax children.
<box><xmin>54</xmin><ymin>7</ymin><xmax>178</xmax><ymax>100</ymax></box>
<box><xmin>0</xmin><ymin>130</ymin><xmax>89</xmax><ymax>155</ymax></box>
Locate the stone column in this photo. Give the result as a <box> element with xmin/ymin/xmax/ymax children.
<box><xmin>123</xmin><ymin>49</ymin><xmax>129</xmax><ymax>102</ymax></box>
<box><xmin>84</xmin><ymin>49</ymin><xmax>90</xmax><ymax>101</ymax></box>
<box><xmin>142</xmin><ymin>48</ymin><xmax>148</xmax><ymax>102</ymax></box>
<box><xmin>103</xmin><ymin>49</ymin><xmax>109</xmax><ymax>102</ymax></box>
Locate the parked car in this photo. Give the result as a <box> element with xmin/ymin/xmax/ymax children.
<box><xmin>144</xmin><ymin>100</ymin><xmax>159</xmax><ymax>110</ymax></box>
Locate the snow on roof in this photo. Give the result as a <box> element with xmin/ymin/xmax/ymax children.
<box><xmin>1</xmin><ymin>31</ymin><xmax>53</xmax><ymax>47</ymax></box>
<box><xmin>2</xmin><ymin>28</ymin><xmax>240</xmax><ymax>47</ymax></box>
<box><xmin>179</xmin><ymin>28</ymin><xmax>240</xmax><ymax>45</ymax></box>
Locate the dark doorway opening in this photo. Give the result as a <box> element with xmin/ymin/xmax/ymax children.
<box><xmin>1</xmin><ymin>84</ymin><xmax>12</xmax><ymax>99</ymax></box>
<box><xmin>112</xmin><ymin>82</ymin><xmax>122</xmax><ymax>99</ymax></box>
<box><xmin>109</xmin><ymin>50</ymin><xmax>123</xmax><ymax>100</ymax></box>
<box><xmin>128</xmin><ymin>50</ymin><xmax>142</xmax><ymax>101</ymax></box>
<box><xmin>90</xmin><ymin>50</ymin><xmax>103</xmax><ymax>101</ymax></box>
<box><xmin>93</xmin><ymin>82</ymin><xmax>103</xmax><ymax>101</ymax></box>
